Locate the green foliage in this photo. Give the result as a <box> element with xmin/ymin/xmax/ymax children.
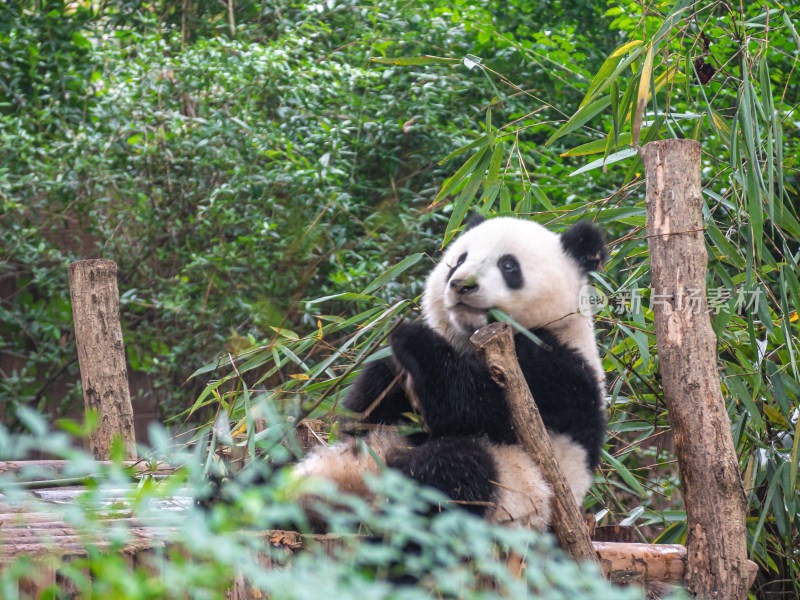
<box><xmin>566</xmin><ymin>5</ymin><xmax>800</xmax><ymax>596</ymax></box>
<box><xmin>3</xmin><ymin>0</ymin><xmax>799</xmax><ymax>597</ymax></box>
<box><xmin>0</xmin><ymin>415</ymin><xmax>650</xmax><ymax>600</ymax></box>
<box><xmin>0</xmin><ymin>0</ymin><xmax>506</xmax><ymax>418</ymax></box>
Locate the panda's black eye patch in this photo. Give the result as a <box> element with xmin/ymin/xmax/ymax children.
<box><xmin>446</xmin><ymin>252</ymin><xmax>468</xmax><ymax>283</ymax></box>
<box><xmin>498</xmin><ymin>254</ymin><xmax>523</xmax><ymax>289</ymax></box>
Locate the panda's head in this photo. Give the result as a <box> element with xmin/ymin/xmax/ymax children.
<box><xmin>422</xmin><ymin>216</ymin><xmax>606</xmax><ymax>351</ymax></box>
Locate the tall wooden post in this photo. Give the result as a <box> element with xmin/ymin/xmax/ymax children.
<box><xmin>68</xmin><ymin>259</ymin><xmax>137</xmax><ymax>460</ymax></box>
<box><xmin>640</xmin><ymin>139</ymin><xmax>748</xmax><ymax>598</ymax></box>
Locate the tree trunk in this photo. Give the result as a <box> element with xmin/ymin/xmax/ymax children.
<box><xmin>471</xmin><ymin>322</ymin><xmax>599</xmax><ymax>565</ymax></box>
<box><xmin>640</xmin><ymin>139</ymin><xmax>749</xmax><ymax>599</ymax></box>
<box><xmin>68</xmin><ymin>260</ymin><xmax>137</xmax><ymax>460</ymax></box>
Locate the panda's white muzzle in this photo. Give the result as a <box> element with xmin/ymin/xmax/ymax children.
<box><xmin>446</xmin><ymin>301</ymin><xmax>489</xmax><ymax>335</ymax></box>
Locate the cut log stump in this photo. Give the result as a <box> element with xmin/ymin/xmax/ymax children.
<box><xmin>68</xmin><ymin>259</ymin><xmax>137</xmax><ymax>460</ymax></box>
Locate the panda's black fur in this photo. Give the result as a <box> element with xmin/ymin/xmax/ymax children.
<box><xmin>297</xmin><ymin>216</ymin><xmax>607</xmax><ymax>527</ymax></box>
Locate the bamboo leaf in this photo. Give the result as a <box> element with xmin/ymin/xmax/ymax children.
<box><xmin>243</xmin><ymin>383</ymin><xmax>255</xmax><ymax>462</ymax></box>
<box><xmin>751</xmin><ymin>464</ymin><xmax>785</xmax><ymax>554</ymax></box>
<box><xmin>189</xmin><ymin>357</ymin><xmax>225</xmax><ymax>379</ymax></box>
<box><xmin>370</xmin><ymin>55</ymin><xmax>460</xmax><ymax>66</ymax></box>
<box><xmin>480</xmin><ymin>181</ymin><xmax>501</xmax><ymax>209</ymax></box>
<box><xmin>433</xmin><ymin>145</ymin><xmax>489</xmax><ymax>205</ymax></box>
<box><xmin>747</xmin><ymin>169</ymin><xmax>763</xmax><ymax>258</ymax></box>
<box><xmin>498</xmin><ymin>185</ymin><xmax>512</xmax><ymax>213</ymax></box>
<box><xmin>488</xmin><ymin>308</ymin><xmax>545</xmax><ymax>346</ymax></box>
<box><xmin>546</xmin><ymin>97</ymin><xmax>611</xmax><ymax>147</ymax></box>
<box><xmin>578</xmin><ymin>40</ymin><xmax>644</xmax><ymax>109</ymax></box>
<box><xmin>709</xmin><ymin>108</ymin><xmax>732</xmax><ymax>138</ymax></box>
<box><xmin>516</xmin><ymin>188</ymin><xmax>532</xmax><ymax>215</ymax></box>
<box><xmin>530</xmin><ymin>185</ymin><xmax>555</xmax><ymax>211</ymax></box>
<box><xmin>361</xmin><ymin>253</ymin><xmax>425</xmax><ymax>295</ymax></box>
<box><xmin>562</xmin><ymin>133</ymin><xmax>635</xmax><ymax>157</ymax></box>
<box><xmin>791</xmin><ymin>403</ymin><xmax>800</xmax><ymax>494</ymax></box>
<box><xmin>561</xmin><ymin>137</ymin><xmax>616</xmax><ymax>157</ymax></box>
<box><xmin>485</xmin><ymin>143</ymin><xmax>504</xmax><ymax>185</ymax></box>
<box><xmin>632</xmin><ymin>45</ymin><xmax>654</xmax><ymax>147</ymax></box>
<box><xmin>439</xmin><ymin>134</ymin><xmax>490</xmax><ymax>164</ymax></box>
<box><xmin>610</xmin><ymin>80</ymin><xmax>620</xmax><ymax>148</ymax></box>
<box><xmin>443</xmin><ymin>148</ymin><xmax>495</xmax><ymax>244</ymax></box>
<box><xmin>652</xmin><ymin>0</ymin><xmax>693</xmax><ymax>42</ymax></box>
<box><xmin>569</xmin><ymin>147</ymin><xmax>638</xmax><ymax>177</ymax></box>
<box><xmin>617</xmin><ymin>72</ymin><xmax>639</xmax><ymax>127</ymax></box>
<box><xmin>500</xmin><ymin>187</ymin><xmax>511</xmax><ymax>214</ymax></box>
<box><xmin>601</xmin><ymin>448</ymin><xmax>646</xmax><ymax>495</ymax></box>
<box><xmin>706</xmin><ymin>221</ymin><xmax>746</xmax><ymax>269</ymax></box>
<box><xmin>783</xmin><ymin>10</ymin><xmax>800</xmax><ymax>52</ymax></box>
<box><xmin>620</xmin><ymin>506</ymin><xmax>645</xmax><ymax>526</ymax></box>
<box><xmin>653</xmin><ymin>62</ymin><xmax>683</xmax><ymax>95</ymax></box>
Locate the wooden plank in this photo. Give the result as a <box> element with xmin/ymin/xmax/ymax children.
<box><xmin>0</xmin><ymin>514</ymin><xmax>760</xmax><ymax>596</ymax></box>
<box><xmin>3</xmin><ymin>511</ymin><xmax>760</xmax><ymax>587</ymax></box>
<box><xmin>0</xmin><ymin>460</ymin><xmax>176</xmax><ymax>479</ymax></box>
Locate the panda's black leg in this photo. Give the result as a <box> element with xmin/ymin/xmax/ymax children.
<box><xmin>388</xmin><ymin>436</ymin><xmax>497</xmax><ymax>517</ymax></box>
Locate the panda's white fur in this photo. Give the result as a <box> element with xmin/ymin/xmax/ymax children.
<box><xmin>423</xmin><ymin>217</ymin><xmax>604</xmax><ymax>385</ymax></box>
<box><xmin>294</xmin><ymin>430</ymin><xmax>406</xmax><ymax>498</ymax></box>
<box><xmin>483</xmin><ymin>432</ymin><xmax>593</xmax><ymax>527</ymax></box>
<box><xmin>297</xmin><ymin>430</ymin><xmax>591</xmax><ymax>529</ymax></box>
<box><xmin>296</xmin><ymin>216</ymin><xmax>606</xmax><ymax>531</ymax></box>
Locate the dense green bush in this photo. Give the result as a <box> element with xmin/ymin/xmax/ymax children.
<box><xmin>0</xmin><ymin>0</ymin><xmax>479</xmax><ymax>416</ymax></box>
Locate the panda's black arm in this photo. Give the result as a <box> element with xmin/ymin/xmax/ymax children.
<box><xmin>514</xmin><ymin>330</ymin><xmax>606</xmax><ymax>471</ymax></box>
<box><xmin>390</xmin><ymin>322</ymin><xmax>513</xmax><ymax>442</ymax></box>
<box><xmin>342</xmin><ymin>357</ymin><xmax>414</xmax><ymax>426</ymax></box>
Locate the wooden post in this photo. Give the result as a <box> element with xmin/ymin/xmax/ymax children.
<box><xmin>471</xmin><ymin>322</ymin><xmax>599</xmax><ymax>565</ymax></box>
<box><xmin>68</xmin><ymin>260</ymin><xmax>137</xmax><ymax>460</ymax></box>
<box><xmin>640</xmin><ymin>139</ymin><xmax>749</xmax><ymax>598</ymax></box>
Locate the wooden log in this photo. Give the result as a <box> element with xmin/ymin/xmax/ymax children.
<box><xmin>470</xmin><ymin>322</ymin><xmax>598</xmax><ymax>565</ymax></box>
<box><xmin>596</xmin><ymin>543</ymin><xmax>758</xmax><ymax>589</ymax></box>
<box><xmin>0</xmin><ymin>460</ymin><xmax>176</xmax><ymax>479</ymax></box>
<box><xmin>597</xmin><ymin>542</ymin><xmax>687</xmax><ymax>584</ymax></box>
<box><xmin>0</xmin><ymin>520</ymin><xmax>759</xmax><ymax>589</ymax></box>
<box><xmin>640</xmin><ymin>139</ymin><xmax>749</xmax><ymax>598</ymax></box>
<box><xmin>68</xmin><ymin>259</ymin><xmax>137</xmax><ymax>461</ymax></box>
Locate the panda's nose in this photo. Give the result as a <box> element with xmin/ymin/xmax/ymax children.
<box><xmin>450</xmin><ymin>279</ymin><xmax>478</xmax><ymax>295</ymax></box>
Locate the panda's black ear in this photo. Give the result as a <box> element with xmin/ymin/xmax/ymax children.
<box><xmin>464</xmin><ymin>213</ymin><xmax>486</xmax><ymax>231</ymax></box>
<box><xmin>560</xmin><ymin>221</ymin><xmax>607</xmax><ymax>272</ymax></box>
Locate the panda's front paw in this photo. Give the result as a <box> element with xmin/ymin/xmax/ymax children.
<box><xmin>390</xmin><ymin>322</ymin><xmax>448</xmax><ymax>378</ymax></box>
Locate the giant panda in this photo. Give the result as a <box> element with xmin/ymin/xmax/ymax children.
<box><xmin>296</xmin><ymin>215</ymin><xmax>607</xmax><ymax>529</ymax></box>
